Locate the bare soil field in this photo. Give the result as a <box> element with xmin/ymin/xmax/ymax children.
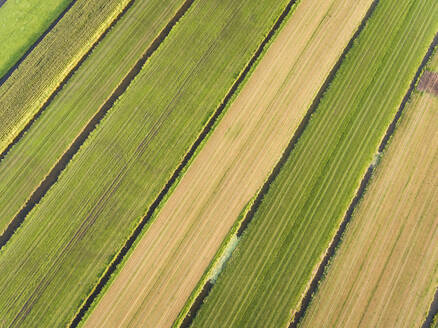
<box><xmin>418</xmin><ymin>71</ymin><xmax>438</xmax><ymax>95</ymax></box>
<box><xmin>300</xmin><ymin>90</ymin><xmax>438</xmax><ymax>328</ymax></box>
<box><xmin>84</xmin><ymin>0</ymin><xmax>374</xmax><ymax>326</ymax></box>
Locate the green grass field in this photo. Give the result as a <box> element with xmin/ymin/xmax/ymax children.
<box><xmin>0</xmin><ymin>0</ymin><xmax>292</xmax><ymax>326</ymax></box>
<box><xmin>0</xmin><ymin>0</ymin><xmax>132</xmax><ymax>154</ymax></box>
<box><xmin>0</xmin><ymin>0</ymin><xmax>186</xmax><ymax>238</ymax></box>
<box><xmin>0</xmin><ymin>0</ymin><xmax>72</xmax><ymax>78</ymax></box>
<box><xmin>190</xmin><ymin>0</ymin><xmax>438</xmax><ymax>327</ymax></box>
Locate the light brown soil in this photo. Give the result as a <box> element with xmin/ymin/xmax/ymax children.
<box><xmin>84</xmin><ymin>0</ymin><xmax>374</xmax><ymax>327</ymax></box>
<box><xmin>418</xmin><ymin>71</ymin><xmax>438</xmax><ymax>95</ymax></box>
<box><xmin>301</xmin><ymin>91</ymin><xmax>438</xmax><ymax>328</ymax></box>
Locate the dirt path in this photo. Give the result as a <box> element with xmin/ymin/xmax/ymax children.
<box><xmin>84</xmin><ymin>0</ymin><xmax>374</xmax><ymax>326</ymax></box>
<box><xmin>300</xmin><ymin>91</ymin><xmax>438</xmax><ymax>328</ymax></box>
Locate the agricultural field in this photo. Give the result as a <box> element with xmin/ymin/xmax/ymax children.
<box><xmin>0</xmin><ymin>0</ymin><xmax>296</xmax><ymax>326</ymax></box>
<box><xmin>0</xmin><ymin>0</ymin><xmax>187</xmax><ymax>241</ymax></box>
<box><xmin>0</xmin><ymin>0</ymin><xmax>133</xmax><ymax>154</ymax></box>
<box><xmin>82</xmin><ymin>0</ymin><xmax>375</xmax><ymax>327</ymax></box>
<box><xmin>0</xmin><ymin>0</ymin><xmax>437</xmax><ymax>327</ymax></box>
<box><xmin>299</xmin><ymin>58</ymin><xmax>438</xmax><ymax>327</ymax></box>
<box><xmin>0</xmin><ymin>0</ymin><xmax>72</xmax><ymax>78</ymax></box>
<box><xmin>190</xmin><ymin>0</ymin><xmax>438</xmax><ymax>327</ymax></box>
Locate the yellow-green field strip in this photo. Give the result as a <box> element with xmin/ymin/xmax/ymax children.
<box><xmin>190</xmin><ymin>1</ymin><xmax>438</xmax><ymax>327</ymax></box>
<box><xmin>0</xmin><ymin>0</ymin><xmax>191</xmax><ymax>247</ymax></box>
<box><xmin>0</xmin><ymin>0</ymin><xmax>134</xmax><ymax>155</ymax></box>
<box><xmin>0</xmin><ymin>0</ymin><xmax>295</xmax><ymax>326</ymax></box>
<box><xmin>0</xmin><ymin>0</ymin><xmax>73</xmax><ymax>80</ymax></box>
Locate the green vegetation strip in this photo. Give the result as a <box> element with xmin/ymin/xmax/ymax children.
<box><xmin>0</xmin><ymin>0</ymin><xmax>73</xmax><ymax>79</ymax></box>
<box><xmin>0</xmin><ymin>0</ymin><xmax>190</xmax><ymax>247</ymax></box>
<box><xmin>0</xmin><ymin>0</ymin><xmax>132</xmax><ymax>155</ymax></box>
<box><xmin>190</xmin><ymin>0</ymin><xmax>438</xmax><ymax>327</ymax></box>
<box><xmin>0</xmin><ymin>0</ymin><xmax>292</xmax><ymax>326</ymax></box>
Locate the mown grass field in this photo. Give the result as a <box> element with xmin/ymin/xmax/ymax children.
<box><xmin>82</xmin><ymin>0</ymin><xmax>375</xmax><ymax>326</ymax></box>
<box><xmin>0</xmin><ymin>0</ymin><xmax>187</xmax><ymax>239</ymax></box>
<box><xmin>300</xmin><ymin>65</ymin><xmax>438</xmax><ymax>327</ymax></box>
<box><xmin>0</xmin><ymin>0</ymin><xmax>132</xmax><ymax>154</ymax></box>
<box><xmin>0</xmin><ymin>0</ymin><xmax>72</xmax><ymax>78</ymax></box>
<box><xmin>0</xmin><ymin>0</ymin><xmax>294</xmax><ymax>326</ymax></box>
<box><xmin>191</xmin><ymin>0</ymin><xmax>438</xmax><ymax>327</ymax></box>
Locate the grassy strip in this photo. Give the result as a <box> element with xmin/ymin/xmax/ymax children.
<box><xmin>0</xmin><ymin>0</ymin><xmax>189</xmax><ymax>242</ymax></box>
<box><xmin>190</xmin><ymin>0</ymin><xmax>438</xmax><ymax>327</ymax></box>
<box><xmin>0</xmin><ymin>0</ymin><xmax>292</xmax><ymax>326</ymax></box>
<box><xmin>0</xmin><ymin>0</ymin><xmax>73</xmax><ymax>78</ymax></box>
<box><xmin>0</xmin><ymin>0</ymin><xmax>133</xmax><ymax>154</ymax></box>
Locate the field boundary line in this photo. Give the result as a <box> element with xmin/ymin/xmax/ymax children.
<box><xmin>0</xmin><ymin>0</ymin><xmax>136</xmax><ymax>163</ymax></box>
<box><xmin>173</xmin><ymin>1</ymin><xmax>381</xmax><ymax>327</ymax></box>
<box><xmin>68</xmin><ymin>0</ymin><xmax>309</xmax><ymax>325</ymax></box>
<box><xmin>0</xmin><ymin>0</ymin><xmax>78</xmax><ymax>85</ymax></box>
<box><xmin>289</xmin><ymin>31</ymin><xmax>438</xmax><ymax>328</ymax></box>
<box><xmin>0</xmin><ymin>0</ymin><xmax>196</xmax><ymax>251</ymax></box>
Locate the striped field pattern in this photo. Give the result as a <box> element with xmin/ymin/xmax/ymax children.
<box><xmin>191</xmin><ymin>0</ymin><xmax>438</xmax><ymax>326</ymax></box>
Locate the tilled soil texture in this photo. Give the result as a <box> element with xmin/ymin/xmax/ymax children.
<box><xmin>418</xmin><ymin>71</ymin><xmax>438</xmax><ymax>95</ymax></box>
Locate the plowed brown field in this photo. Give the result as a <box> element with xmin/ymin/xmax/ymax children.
<box><xmin>84</xmin><ymin>0</ymin><xmax>374</xmax><ymax>326</ymax></box>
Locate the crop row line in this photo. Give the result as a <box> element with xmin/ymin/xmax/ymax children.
<box><xmin>290</xmin><ymin>31</ymin><xmax>438</xmax><ymax>328</ymax></box>
<box><xmin>0</xmin><ymin>0</ymin><xmax>194</xmax><ymax>250</ymax></box>
<box><xmin>0</xmin><ymin>0</ymin><xmax>78</xmax><ymax>86</ymax></box>
<box><xmin>0</xmin><ymin>0</ymin><xmax>136</xmax><ymax>163</ymax></box>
